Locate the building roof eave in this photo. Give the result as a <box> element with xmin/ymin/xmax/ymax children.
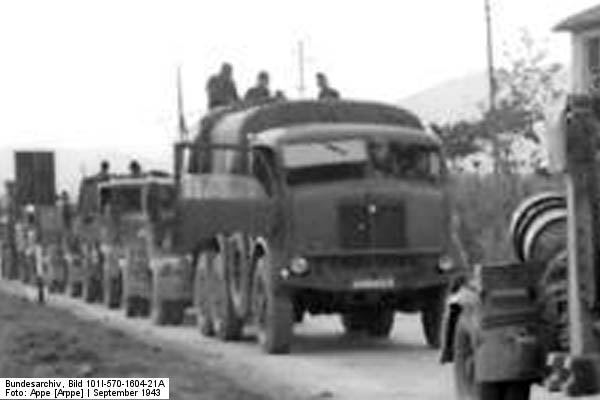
<box><xmin>555</xmin><ymin>5</ymin><xmax>600</xmax><ymax>33</ymax></box>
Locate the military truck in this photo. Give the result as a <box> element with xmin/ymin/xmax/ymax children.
<box><xmin>94</xmin><ymin>172</ymin><xmax>187</xmax><ymax>324</ymax></box>
<box><xmin>0</xmin><ymin>182</ymin><xmax>16</xmax><ymax>280</ymax></box>
<box><xmin>439</xmin><ymin>5</ymin><xmax>600</xmax><ymax>399</ymax></box>
<box><xmin>173</xmin><ymin>100</ymin><xmax>464</xmax><ymax>353</ymax></box>
<box><xmin>2</xmin><ymin>151</ymin><xmax>70</xmax><ymax>298</ymax></box>
<box><xmin>74</xmin><ymin>175</ymin><xmax>107</xmax><ymax>302</ymax></box>
<box><xmin>73</xmin><ymin>166</ymin><xmax>191</xmax><ymax>323</ymax></box>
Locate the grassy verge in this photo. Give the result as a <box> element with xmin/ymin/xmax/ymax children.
<box><xmin>0</xmin><ymin>290</ymin><xmax>269</xmax><ymax>400</ymax></box>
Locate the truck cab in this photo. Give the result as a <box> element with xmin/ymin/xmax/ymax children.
<box><xmin>174</xmin><ymin>100</ymin><xmax>463</xmax><ymax>353</ymax></box>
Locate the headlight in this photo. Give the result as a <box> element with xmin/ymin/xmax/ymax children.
<box><xmin>438</xmin><ymin>255</ymin><xmax>455</xmax><ymax>272</ymax></box>
<box><xmin>289</xmin><ymin>257</ymin><xmax>309</xmax><ymax>276</ymax></box>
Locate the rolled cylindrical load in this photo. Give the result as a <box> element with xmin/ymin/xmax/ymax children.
<box><xmin>509</xmin><ymin>192</ymin><xmax>566</xmax><ymax>263</ymax></box>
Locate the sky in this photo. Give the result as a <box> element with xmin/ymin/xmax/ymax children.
<box><xmin>0</xmin><ymin>0</ymin><xmax>598</xmax><ymax>160</ymax></box>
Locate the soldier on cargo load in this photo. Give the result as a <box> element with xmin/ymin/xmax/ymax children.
<box><xmin>244</xmin><ymin>71</ymin><xmax>271</xmax><ymax>103</ymax></box>
<box><xmin>206</xmin><ymin>62</ymin><xmax>239</xmax><ymax>109</ymax></box>
<box><xmin>97</xmin><ymin>160</ymin><xmax>110</xmax><ymax>181</ymax></box>
<box><xmin>274</xmin><ymin>90</ymin><xmax>287</xmax><ymax>101</ymax></box>
<box><xmin>129</xmin><ymin>160</ymin><xmax>142</xmax><ymax>176</ymax></box>
<box><xmin>316</xmin><ymin>72</ymin><xmax>340</xmax><ymax>100</ymax></box>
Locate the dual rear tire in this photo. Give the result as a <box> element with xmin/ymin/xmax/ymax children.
<box><xmin>195</xmin><ymin>243</ymin><xmax>294</xmax><ymax>354</ymax></box>
<box><xmin>125</xmin><ymin>295</ymin><xmax>150</xmax><ymax>317</ymax></box>
<box><xmin>195</xmin><ymin>248</ymin><xmax>243</xmax><ymax>340</ymax></box>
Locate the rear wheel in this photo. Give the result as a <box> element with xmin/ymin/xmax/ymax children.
<box><xmin>104</xmin><ymin>274</ymin><xmax>122</xmax><ymax>309</ymax></box>
<box><xmin>152</xmin><ymin>299</ymin><xmax>169</xmax><ymax>325</ymax></box>
<box><xmin>226</xmin><ymin>234</ymin><xmax>250</xmax><ymax>318</ymax></box>
<box><xmin>453</xmin><ymin>312</ymin><xmax>531</xmax><ymax>400</ymax></box>
<box><xmin>83</xmin><ymin>276</ymin><xmax>101</xmax><ymax>303</ymax></box>
<box><xmin>421</xmin><ymin>287</ymin><xmax>446</xmax><ymax>348</ymax></box>
<box><xmin>125</xmin><ymin>295</ymin><xmax>140</xmax><ymax>317</ymax></box>
<box><xmin>168</xmin><ymin>299</ymin><xmax>186</xmax><ymax>325</ymax></box>
<box><xmin>195</xmin><ymin>251</ymin><xmax>215</xmax><ymax>337</ymax></box>
<box><xmin>69</xmin><ymin>281</ymin><xmax>82</xmax><ymax>298</ymax></box>
<box><xmin>209</xmin><ymin>246</ymin><xmax>243</xmax><ymax>340</ymax></box>
<box><xmin>251</xmin><ymin>256</ymin><xmax>293</xmax><ymax>354</ymax></box>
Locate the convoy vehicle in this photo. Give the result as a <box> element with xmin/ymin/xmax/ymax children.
<box><xmin>1</xmin><ymin>151</ymin><xmax>70</xmax><ymax>296</ymax></box>
<box><xmin>74</xmin><ymin>169</ymin><xmax>188</xmax><ymax>323</ymax></box>
<box><xmin>173</xmin><ymin>99</ymin><xmax>465</xmax><ymax>353</ymax></box>
<box><xmin>95</xmin><ymin>172</ymin><xmax>186</xmax><ymax>323</ymax></box>
<box><xmin>75</xmin><ymin>175</ymin><xmax>107</xmax><ymax>302</ymax></box>
<box><xmin>440</xmin><ymin>5</ymin><xmax>600</xmax><ymax>399</ymax></box>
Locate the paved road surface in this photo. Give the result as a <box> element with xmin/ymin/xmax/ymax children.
<box><xmin>2</xmin><ymin>280</ymin><xmax>597</xmax><ymax>400</ymax></box>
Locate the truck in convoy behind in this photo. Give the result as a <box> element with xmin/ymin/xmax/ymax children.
<box><xmin>173</xmin><ymin>99</ymin><xmax>465</xmax><ymax>353</ymax></box>
<box><xmin>74</xmin><ymin>170</ymin><xmax>187</xmax><ymax>324</ymax></box>
<box><xmin>2</xmin><ymin>151</ymin><xmax>70</xmax><ymax>294</ymax></box>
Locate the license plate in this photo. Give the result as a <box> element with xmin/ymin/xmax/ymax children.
<box><xmin>352</xmin><ymin>278</ymin><xmax>395</xmax><ymax>289</ymax></box>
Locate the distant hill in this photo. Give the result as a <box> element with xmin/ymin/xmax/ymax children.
<box><xmin>400</xmin><ymin>68</ymin><xmax>569</xmax><ymax>125</ymax></box>
<box><xmin>399</xmin><ymin>71</ymin><xmax>489</xmax><ymax>124</ymax></box>
<box><xmin>0</xmin><ymin>147</ymin><xmax>169</xmax><ymax>198</ymax></box>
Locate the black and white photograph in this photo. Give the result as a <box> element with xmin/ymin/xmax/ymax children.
<box><xmin>1</xmin><ymin>1</ymin><xmax>600</xmax><ymax>399</ymax></box>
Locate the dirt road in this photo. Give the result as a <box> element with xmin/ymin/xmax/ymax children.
<box><xmin>1</xmin><ymin>280</ymin><xmax>596</xmax><ymax>400</ymax></box>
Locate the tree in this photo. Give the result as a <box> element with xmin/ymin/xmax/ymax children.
<box><xmin>435</xmin><ymin>29</ymin><xmax>566</xmax><ymax>173</ymax></box>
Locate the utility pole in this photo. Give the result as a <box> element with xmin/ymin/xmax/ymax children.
<box><xmin>484</xmin><ymin>0</ymin><xmax>500</xmax><ymax>173</ymax></box>
<box><xmin>485</xmin><ymin>0</ymin><xmax>496</xmax><ymax>113</ymax></box>
<box><xmin>298</xmin><ymin>40</ymin><xmax>306</xmax><ymax>98</ymax></box>
<box><xmin>176</xmin><ymin>65</ymin><xmax>188</xmax><ymax>141</ymax></box>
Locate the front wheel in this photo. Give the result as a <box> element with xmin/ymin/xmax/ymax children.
<box><xmin>453</xmin><ymin>312</ymin><xmax>531</xmax><ymax>400</ymax></box>
<box><xmin>251</xmin><ymin>256</ymin><xmax>293</xmax><ymax>354</ymax></box>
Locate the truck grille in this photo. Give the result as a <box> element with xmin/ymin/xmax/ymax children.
<box><xmin>338</xmin><ymin>200</ymin><xmax>406</xmax><ymax>249</ymax></box>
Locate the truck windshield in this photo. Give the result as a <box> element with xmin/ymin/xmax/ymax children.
<box><xmin>283</xmin><ymin>139</ymin><xmax>368</xmax><ymax>185</ymax></box>
<box><xmin>369</xmin><ymin>141</ymin><xmax>442</xmax><ymax>182</ymax></box>
<box><xmin>283</xmin><ymin>138</ymin><xmax>441</xmax><ymax>185</ymax></box>
<box><xmin>100</xmin><ymin>186</ymin><xmax>143</xmax><ymax>213</ymax></box>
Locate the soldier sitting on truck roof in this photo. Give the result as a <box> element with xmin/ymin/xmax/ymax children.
<box><xmin>244</xmin><ymin>71</ymin><xmax>271</xmax><ymax>103</ymax></box>
<box><xmin>97</xmin><ymin>160</ymin><xmax>111</xmax><ymax>181</ymax></box>
<box><xmin>206</xmin><ymin>62</ymin><xmax>240</xmax><ymax>109</ymax></box>
<box><xmin>129</xmin><ymin>160</ymin><xmax>142</xmax><ymax>176</ymax></box>
<box><xmin>316</xmin><ymin>72</ymin><xmax>340</xmax><ymax>100</ymax></box>
<box><xmin>274</xmin><ymin>90</ymin><xmax>287</xmax><ymax>101</ymax></box>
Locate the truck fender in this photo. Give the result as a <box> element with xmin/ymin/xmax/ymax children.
<box><xmin>439</xmin><ymin>285</ymin><xmax>478</xmax><ymax>363</ymax></box>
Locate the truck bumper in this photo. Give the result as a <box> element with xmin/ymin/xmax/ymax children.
<box><xmin>278</xmin><ymin>255</ymin><xmax>459</xmax><ymax>292</ymax></box>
